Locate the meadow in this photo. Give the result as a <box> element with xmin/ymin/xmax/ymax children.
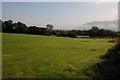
<box><xmin>2</xmin><ymin>33</ymin><xmax>114</xmax><ymax>78</ymax></box>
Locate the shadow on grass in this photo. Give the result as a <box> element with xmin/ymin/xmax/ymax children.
<box><xmin>84</xmin><ymin>42</ymin><xmax>120</xmax><ymax>80</ymax></box>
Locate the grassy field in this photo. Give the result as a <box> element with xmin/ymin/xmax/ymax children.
<box><xmin>2</xmin><ymin>33</ymin><xmax>114</xmax><ymax>78</ymax></box>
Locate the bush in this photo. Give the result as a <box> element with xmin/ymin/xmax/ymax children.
<box><xmin>91</xmin><ymin>42</ymin><xmax>120</xmax><ymax>80</ymax></box>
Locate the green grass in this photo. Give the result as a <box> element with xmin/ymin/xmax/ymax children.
<box><xmin>2</xmin><ymin>33</ymin><xmax>114</xmax><ymax>78</ymax></box>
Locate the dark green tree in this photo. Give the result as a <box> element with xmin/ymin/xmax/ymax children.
<box><xmin>3</xmin><ymin>20</ymin><xmax>13</xmax><ymax>33</ymax></box>
<box><xmin>46</xmin><ymin>24</ymin><xmax>54</xmax><ymax>36</ymax></box>
<box><xmin>13</xmin><ymin>21</ymin><xmax>27</xmax><ymax>33</ymax></box>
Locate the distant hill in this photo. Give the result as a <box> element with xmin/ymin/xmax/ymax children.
<box><xmin>76</xmin><ymin>20</ymin><xmax>118</xmax><ymax>31</ymax></box>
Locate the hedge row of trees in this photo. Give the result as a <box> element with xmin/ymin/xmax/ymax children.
<box><xmin>77</xmin><ymin>26</ymin><xmax>119</xmax><ymax>37</ymax></box>
<box><xmin>1</xmin><ymin>20</ymin><xmax>54</xmax><ymax>36</ymax></box>
<box><xmin>53</xmin><ymin>26</ymin><xmax>119</xmax><ymax>38</ymax></box>
<box><xmin>1</xmin><ymin>20</ymin><xmax>120</xmax><ymax>38</ymax></box>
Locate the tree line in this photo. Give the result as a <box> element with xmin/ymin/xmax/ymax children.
<box><xmin>1</xmin><ymin>20</ymin><xmax>120</xmax><ymax>38</ymax></box>
<box><xmin>1</xmin><ymin>20</ymin><xmax>54</xmax><ymax>36</ymax></box>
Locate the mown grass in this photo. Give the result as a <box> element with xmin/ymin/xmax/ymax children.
<box><xmin>2</xmin><ymin>33</ymin><xmax>114</xmax><ymax>78</ymax></box>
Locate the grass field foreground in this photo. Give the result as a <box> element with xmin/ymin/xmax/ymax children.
<box><xmin>2</xmin><ymin>33</ymin><xmax>115</xmax><ymax>78</ymax></box>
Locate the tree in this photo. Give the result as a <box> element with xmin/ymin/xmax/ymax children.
<box><xmin>99</xmin><ymin>29</ymin><xmax>108</xmax><ymax>37</ymax></box>
<box><xmin>13</xmin><ymin>21</ymin><xmax>27</xmax><ymax>33</ymax></box>
<box><xmin>3</xmin><ymin>20</ymin><xmax>13</xmax><ymax>33</ymax></box>
<box><xmin>46</xmin><ymin>24</ymin><xmax>54</xmax><ymax>36</ymax></box>
<box><xmin>88</xmin><ymin>26</ymin><xmax>99</xmax><ymax>37</ymax></box>
<box><xmin>68</xmin><ymin>30</ymin><xmax>77</xmax><ymax>38</ymax></box>
<box><xmin>26</xmin><ymin>26</ymin><xmax>40</xmax><ymax>34</ymax></box>
<box><xmin>26</xmin><ymin>26</ymin><xmax>47</xmax><ymax>35</ymax></box>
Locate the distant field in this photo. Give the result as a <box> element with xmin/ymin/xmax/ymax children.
<box><xmin>3</xmin><ymin>33</ymin><xmax>114</xmax><ymax>78</ymax></box>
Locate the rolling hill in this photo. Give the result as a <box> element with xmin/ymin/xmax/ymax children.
<box><xmin>76</xmin><ymin>20</ymin><xmax>118</xmax><ymax>31</ymax></box>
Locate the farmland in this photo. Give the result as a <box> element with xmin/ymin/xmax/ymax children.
<box><xmin>2</xmin><ymin>33</ymin><xmax>114</xmax><ymax>78</ymax></box>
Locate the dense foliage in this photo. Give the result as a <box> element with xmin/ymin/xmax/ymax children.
<box><xmin>84</xmin><ymin>42</ymin><xmax>120</xmax><ymax>80</ymax></box>
<box><xmin>1</xmin><ymin>20</ymin><xmax>54</xmax><ymax>36</ymax></box>
<box><xmin>1</xmin><ymin>20</ymin><xmax>120</xmax><ymax>38</ymax></box>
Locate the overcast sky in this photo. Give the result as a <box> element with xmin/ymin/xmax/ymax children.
<box><xmin>2</xmin><ymin>0</ymin><xmax>118</xmax><ymax>29</ymax></box>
